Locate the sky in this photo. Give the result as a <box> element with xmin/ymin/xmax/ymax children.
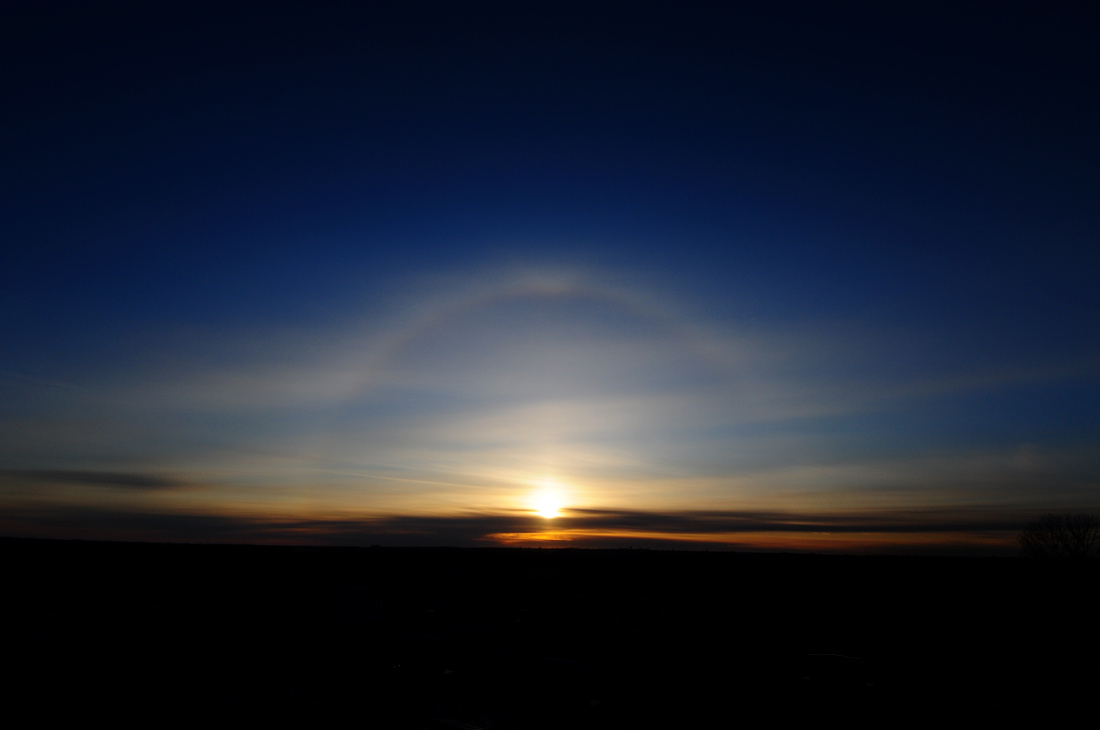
<box><xmin>2</xmin><ymin>1</ymin><xmax>1098</xmax><ymax>554</ymax></box>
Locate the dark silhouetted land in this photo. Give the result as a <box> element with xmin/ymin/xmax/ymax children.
<box><xmin>3</xmin><ymin>537</ymin><xmax>1096</xmax><ymax>727</ymax></box>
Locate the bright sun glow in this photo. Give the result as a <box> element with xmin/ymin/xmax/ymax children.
<box><xmin>531</xmin><ymin>481</ymin><xmax>565</xmax><ymax>518</ymax></box>
<box><xmin>535</xmin><ymin>495</ymin><xmax>561</xmax><ymax>518</ymax></box>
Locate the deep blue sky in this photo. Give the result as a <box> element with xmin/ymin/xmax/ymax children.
<box><xmin>3</xmin><ymin>1</ymin><xmax>1098</xmax><ymax>552</ymax></box>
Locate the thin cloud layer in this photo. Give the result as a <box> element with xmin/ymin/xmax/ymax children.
<box><xmin>2</xmin><ymin>264</ymin><xmax>1097</xmax><ymax>552</ymax></box>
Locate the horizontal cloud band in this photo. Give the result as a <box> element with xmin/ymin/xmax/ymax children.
<box><xmin>0</xmin><ymin>503</ymin><xmax>1035</xmax><ymax>550</ymax></box>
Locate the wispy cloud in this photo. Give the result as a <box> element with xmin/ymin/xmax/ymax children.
<box><xmin>2</xmin><ymin>264</ymin><xmax>1097</xmax><ymax>550</ymax></box>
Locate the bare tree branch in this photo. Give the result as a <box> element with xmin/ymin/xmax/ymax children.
<box><xmin>1019</xmin><ymin>513</ymin><xmax>1100</xmax><ymax>558</ymax></box>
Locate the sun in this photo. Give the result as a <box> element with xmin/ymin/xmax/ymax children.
<box><xmin>530</xmin><ymin>481</ymin><xmax>565</xmax><ymax>518</ymax></box>
<box><xmin>535</xmin><ymin>493</ymin><xmax>562</xmax><ymax>519</ymax></box>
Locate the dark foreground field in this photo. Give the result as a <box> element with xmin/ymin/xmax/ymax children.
<box><xmin>2</xmin><ymin>537</ymin><xmax>1096</xmax><ymax>727</ymax></box>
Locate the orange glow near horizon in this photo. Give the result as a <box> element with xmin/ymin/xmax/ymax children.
<box><xmin>486</xmin><ymin>528</ymin><xmax>1019</xmax><ymax>553</ymax></box>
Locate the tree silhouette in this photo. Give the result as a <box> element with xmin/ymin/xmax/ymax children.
<box><xmin>1018</xmin><ymin>513</ymin><xmax>1100</xmax><ymax>558</ymax></box>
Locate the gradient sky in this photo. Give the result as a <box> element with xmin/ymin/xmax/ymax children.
<box><xmin>3</xmin><ymin>2</ymin><xmax>1098</xmax><ymax>553</ymax></box>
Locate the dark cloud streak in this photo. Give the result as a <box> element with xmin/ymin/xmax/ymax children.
<box><xmin>0</xmin><ymin>504</ymin><xmax>1034</xmax><ymax>554</ymax></box>
<box><xmin>559</xmin><ymin>508</ymin><xmax>1030</xmax><ymax>535</ymax></box>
